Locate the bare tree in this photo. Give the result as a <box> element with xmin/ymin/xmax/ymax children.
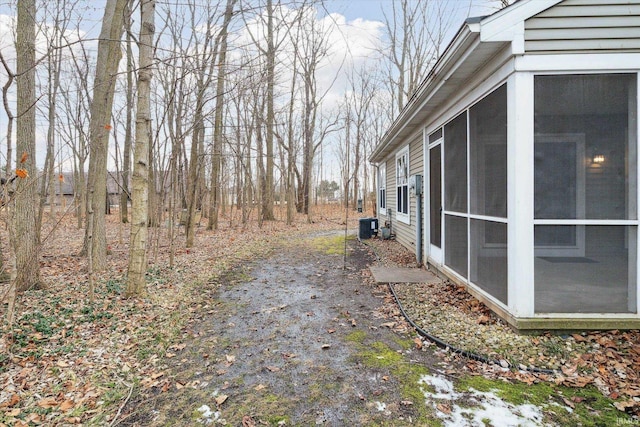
<box><xmin>292</xmin><ymin>6</ymin><xmax>339</xmax><ymax>219</ymax></box>
<box><xmin>183</xmin><ymin>1</ymin><xmax>223</xmax><ymax>248</ymax></box>
<box><xmin>208</xmin><ymin>0</ymin><xmax>237</xmax><ymax>230</ymax></box>
<box><xmin>83</xmin><ymin>0</ymin><xmax>128</xmax><ymax>271</ymax></box>
<box><xmin>382</xmin><ymin>0</ymin><xmax>462</xmax><ymax>115</ymax></box>
<box><xmin>12</xmin><ymin>0</ymin><xmax>42</xmax><ymax>292</ymax></box>
<box><xmin>242</xmin><ymin>0</ymin><xmax>296</xmax><ymax>222</ymax></box>
<box><xmin>126</xmin><ymin>0</ymin><xmax>155</xmax><ymax>296</ymax></box>
<box><xmin>121</xmin><ymin>2</ymin><xmax>135</xmax><ymax>224</ymax></box>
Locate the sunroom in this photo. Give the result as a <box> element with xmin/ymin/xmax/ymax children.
<box><xmin>370</xmin><ymin>0</ymin><xmax>640</xmax><ymax>330</ymax></box>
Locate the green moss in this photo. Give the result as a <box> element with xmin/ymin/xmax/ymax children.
<box><xmin>309</xmin><ymin>235</ymin><xmax>352</xmax><ymax>255</ymax></box>
<box><xmin>357</xmin><ymin>341</ymin><xmax>404</xmax><ymax>368</ymax></box>
<box><xmin>349</xmin><ymin>334</ymin><xmax>438</xmax><ymax>425</ymax></box>
<box><xmin>346</xmin><ymin>330</ymin><xmax>367</xmax><ymax>344</ymax></box>
<box><xmin>458</xmin><ymin>375</ymin><xmax>634</xmax><ymax>427</ymax></box>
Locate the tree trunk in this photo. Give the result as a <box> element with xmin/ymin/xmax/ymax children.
<box><xmin>126</xmin><ymin>0</ymin><xmax>154</xmax><ymax>297</ymax></box>
<box><xmin>262</xmin><ymin>0</ymin><xmax>275</xmax><ymax>221</ymax></box>
<box><xmin>39</xmin><ymin>38</ymin><xmax>62</xmax><ymax>230</ymax></box>
<box><xmin>185</xmin><ymin>108</ymin><xmax>202</xmax><ymax>248</ymax></box>
<box><xmin>83</xmin><ymin>0</ymin><xmax>127</xmax><ymax>271</ymax></box>
<box><xmin>13</xmin><ymin>0</ymin><xmax>42</xmax><ymax>292</ymax></box>
<box><xmin>208</xmin><ymin>0</ymin><xmax>236</xmax><ymax>230</ymax></box>
<box><xmin>121</xmin><ymin>5</ymin><xmax>134</xmax><ymax>224</ymax></box>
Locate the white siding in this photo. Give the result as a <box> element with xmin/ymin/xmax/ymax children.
<box><xmin>525</xmin><ymin>0</ymin><xmax>640</xmax><ymax>53</ymax></box>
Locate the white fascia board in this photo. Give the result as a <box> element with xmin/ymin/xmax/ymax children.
<box><xmin>516</xmin><ymin>53</ymin><xmax>640</xmax><ymax>72</ymax></box>
<box><xmin>480</xmin><ymin>0</ymin><xmax>561</xmax><ymax>42</ymax></box>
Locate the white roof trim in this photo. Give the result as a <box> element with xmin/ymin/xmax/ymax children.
<box><xmin>369</xmin><ymin>0</ymin><xmax>568</xmax><ymax>164</ymax></box>
<box><xmin>481</xmin><ymin>0</ymin><xmax>561</xmax><ymax>42</ymax></box>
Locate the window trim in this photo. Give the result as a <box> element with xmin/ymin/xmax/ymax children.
<box><xmin>378</xmin><ymin>163</ymin><xmax>387</xmax><ymax>215</ymax></box>
<box><xmin>396</xmin><ymin>146</ymin><xmax>410</xmax><ymax>224</ymax></box>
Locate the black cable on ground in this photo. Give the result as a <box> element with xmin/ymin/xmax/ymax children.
<box><xmin>358</xmin><ymin>237</ymin><xmax>557</xmax><ymax>376</ymax></box>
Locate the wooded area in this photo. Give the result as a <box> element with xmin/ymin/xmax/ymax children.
<box><xmin>0</xmin><ymin>0</ymin><xmax>506</xmax><ymax>317</ymax></box>
<box><xmin>3</xmin><ymin>1</ymin><xmax>639</xmax><ymax>425</ymax></box>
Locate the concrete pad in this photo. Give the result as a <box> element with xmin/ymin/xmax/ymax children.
<box><xmin>369</xmin><ymin>266</ymin><xmax>441</xmax><ymax>284</ymax></box>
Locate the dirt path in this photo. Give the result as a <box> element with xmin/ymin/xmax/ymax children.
<box><xmin>121</xmin><ymin>232</ymin><xmax>451</xmax><ymax>425</ymax></box>
<box><xmin>121</xmin><ymin>232</ymin><xmax>552</xmax><ymax>426</ymax></box>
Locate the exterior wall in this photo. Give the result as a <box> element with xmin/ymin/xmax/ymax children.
<box><xmin>525</xmin><ymin>0</ymin><xmax>640</xmax><ymax>53</ymax></box>
<box><xmin>373</xmin><ymin>0</ymin><xmax>640</xmax><ymax>330</ymax></box>
<box><xmin>379</xmin><ymin>132</ymin><xmax>424</xmax><ymax>262</ymax></box>
<box><xmin>383</xmin><ymin>153</ymin><xmax>395</xmax><ymax>226</ymax></box>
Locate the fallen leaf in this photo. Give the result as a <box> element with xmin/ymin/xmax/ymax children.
<box><xmin>0</xmin><ymin>394</ymin><xmax>20</xmax><ymax>408</ymax></box>
<box><xmin>215</xmin><ymin>394</ymin><xmax>228</xmax><ymax>406</ymax></box>
<box><xmin>413</xmin><ymin>337</ymin><xmax>423</xmax><ymax>350</ymax></box>
<box><xmin>242</xmin><ymin>415</ymin><xmax>257</xmax><ymax>427</ymax></box>
<box><xmin>37</xmin><ymin>397</ymin><xmax>58</xmax><ymax>409</ymax></box>
<box><xmin>436</xmin><ymin>403</ymin><xmax>451</xmax><ymax>414</ymax></box>
<box><xmin>621</xmin><ymin>387</ymin><xmax>640</xmax><ymax>397</ymax></box>
<box><xmin>6</xmin><ymin>408</ymin><xmax>21</xmax><ymax>417</ymax></box>
<box><xmin>614</xmin><ymin>400</ymin><xmax>636</xmax><ymax>411</ymax></box>
<box><xmin>254</xmin><ymin>384</ymin><xmax>266</xmax><ymax>391</ymax></box>
<box><xmin>477</xmin><ymin>315</ymin><xmax>490</xmax><ymax>325</ymax></box>
<box><xmin>59</xmin><ymin>399</ymin><xmax>75</xmax><ymax>412</ymax></box>
<box><xmin>572</xmin><ymin>334</ymin><xmax>586</xmax><ymax>342</ymax></box>
<box><xmin>562</xmin><ymin>397</ymin><xmax>575</xmax><ymax>409</ymax></box>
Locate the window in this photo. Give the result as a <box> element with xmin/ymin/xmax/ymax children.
<box><xmin>378</xmin><ymin>163</ymin><xmax>386</xmax><ymax>214</ymax></box>
<box><xmin>396</xmin><ymin>147</ymin><xmax>409</xmax><ymax>223</ymax></box>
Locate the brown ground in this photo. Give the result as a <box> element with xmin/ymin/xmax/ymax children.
<box><xmin>0</xmin><ymin>205</ymin><xmax>638</xmax><ymax>425</ymax></box>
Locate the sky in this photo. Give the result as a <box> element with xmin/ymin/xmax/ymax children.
<box><xmin>0</xmin><ymin>0</ymin><xmax>504</xmax><ymax>175</ymax></box>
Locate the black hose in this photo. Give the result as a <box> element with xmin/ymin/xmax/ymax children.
<box><xmin>359</xmin><ymin>238</ymin><xmax>557</xmax><ymax>375</ymax></box>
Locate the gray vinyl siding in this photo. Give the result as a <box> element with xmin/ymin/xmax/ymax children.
<box><xmin>393</xmin><ymin>133</ymin><xmax>424</xmax><ymax>255</ymax></box>
<box><xmin>525</xmin><ymin>0</ymin><xmax>640</xmax><ymax>53</ymax></box>
<box><xmin>384</xmin><ymin>155</ymin><xmax>394</xmax><ymax>223</ymax></box>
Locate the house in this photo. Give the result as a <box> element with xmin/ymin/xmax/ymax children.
<box><xmin>44</xmin><ymin>172</ymin><xmax>126</xmax><ymax>208</ymax></box>
<box><xmin>369</xmin><ymin>0</ymin><xmax>640</xmax><ymax>331</ymax></box>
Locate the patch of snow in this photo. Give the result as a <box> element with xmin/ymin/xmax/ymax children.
<box><xmin>419</xmin><ymin>374</ymin><xmax>547</xmax><ymax>427</ymax></box>
<box><xmin>197</xmin><ymin>404</ymin><xmax>220</xmax><ymax>425</ymax></box>
<box><xmin>550</xmin><ymin>400</ymin><xmax>573</xmax><ymax>413</ymax></box>
<box><xmin>419</xmin><ymin>374</ymin><xmax>459</xmax><ymax>399</ymax></box>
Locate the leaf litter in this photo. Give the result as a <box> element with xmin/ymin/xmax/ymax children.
<box><xmin>366</xmin><ymin>237</ymin><xmax>640</xmax><ymax>419</ymax></box>
<box><xmin>1</xmin><ymin>204</ymin><xmax>638</xmax><ymax>424</ymax></box>
<box><xmin>0</xmin><ymin>205</ymin><xmax>355</xmax><ymax>425</ymax></box>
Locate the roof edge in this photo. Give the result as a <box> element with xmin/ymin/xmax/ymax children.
<box><xmin>369</xmin><ymin>0</ymin><xmax>565</xmax><ymax>164</ymax></box>
<box><xmin>369</xmin><ymin>23</ymin><xmax>479</xmax><ymax>163</ymax></box>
